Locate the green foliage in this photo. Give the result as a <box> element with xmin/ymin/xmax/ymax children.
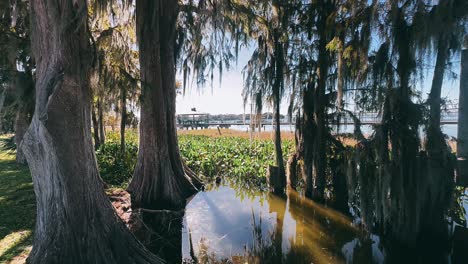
<box><xmin>178</xmin><ymin>135</ymin><xmax>294</xmax><ymax>187</ymax></box>
<box><xmin>95</xmin><ymin>131</ymin><xmax>294</xmax><ymax>188</ymax></box>
<box><xmin>105</xmin><ymin>129</ymin><xmax>139</xmax><ymax>143</ymax></box>
<box><xmin>95</xmin><ymin>131</ymin><xmax>138</xmax><ymax>187</ymax></box>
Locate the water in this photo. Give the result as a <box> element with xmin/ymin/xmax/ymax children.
<box><xmin>181</xmin><ymin>182</ymin><xmax>382</xmax><ymax>264</ymax></box>
<box><xmin>132</xmin><ymin>180</ymin><xmax>468</xmax><ymax>263</ymax></box>
<box><xmin>174</xmin><ymin>181</ymin><xmax>468</xmax><ymax>264</ymax></box>
<box><xmin>228</xmin><ymin>124</ymin><xmax>459</xmax><ymax>138</ymax></box>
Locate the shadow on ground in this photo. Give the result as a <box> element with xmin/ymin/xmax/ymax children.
<box><xmin>0</xmin><ymin>136</ymin><xmax>35</xmax><ymax>263</ymax></box>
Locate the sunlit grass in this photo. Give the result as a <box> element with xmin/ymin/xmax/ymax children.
<box><xmin>0</xmin><ymin>135</ymin><xmax>35</xmax><ymax>263</ymax></box>
<box><xmin>0</xmin><ymin>231</ymin><xmax>32</xmax><ymax>263</ymax></box>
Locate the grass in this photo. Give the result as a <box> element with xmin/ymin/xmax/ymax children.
<box><xmin>0</xmin><ymin>135</ymin><xmax>34</xmax><ymax>264</ymax></box>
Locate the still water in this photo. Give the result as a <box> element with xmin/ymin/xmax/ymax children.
<box><xmin>170</xmin><ymin>181</ymin><xmax>468</xmax><ymax>264</ymax></box>
<box><xmin>180</xmin><ymin>182</ymin><xmax>380</xmax><ymax>264</ymax></box>
<box><xmin>230</xmin><ymin>124</ymin><xmax>459</xmax><ymax>138</ymax></box>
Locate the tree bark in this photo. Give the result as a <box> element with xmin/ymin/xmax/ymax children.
<box><xmin>98</xmin><ymin>98</ymin><xmax>106</xmax><ymax>143</ymax></box>
<box><xmin>270</xmin><ymin>30</ymin><xmax>286</xmax><ymax>194</ymax></box>
<box><xmin>91</xmin><ymin>103</ymin><xmax>101</xmax><ymax>149</ymax></box>
<box><xmin>129</xmin><ymin>0</ymin><xmax>201</xmax><ymax>210</ymax></box>
<box><xmin>23</xmin><ymin>1</ymin><xmax>163</xmax><ymax>263</ymax></box>
<box><xmin>458</xmin><ymin>48</ymin><xmax>468</xmax><ymax>159</ymax></box>
<box><xmin>428</xmin><ymin>33</ymin><xmax>449</xmax><ymax>131</ymax></box>
<box><xmin>311</xmin><ymin>1</ymin><xmax>330</xmax><ymax>201</ymax></box>
<box><xmin>302</xmin><ymin>85</ymin><xmax>316</xmax><ymax>197</ymax></box>
<box><xmin>120</xmin><ymin>85</ymin><xmax>127</xmax><ymax>155</ymax></box>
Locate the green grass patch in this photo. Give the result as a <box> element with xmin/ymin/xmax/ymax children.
<box><xmin>0</xmin><ymin>135</ymin><xmax>35</xmax><ymax>263</ymax></box>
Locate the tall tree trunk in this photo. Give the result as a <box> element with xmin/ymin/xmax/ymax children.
<box><xmin>311</xmin><ymin>2</ymin><xmax>330</xmax><ymax>201</ymax></box>
<box><xmin>91</xmin><ymin>103</ymin><xmax>101</xmax><ymax>149</ymax></box>
<box><xmin>271</xmin><ymin>31</ymin><xmax>286</xmax><ymax>194</ymax></box>
<box><xmin>129</xmin><ymin>0</ymin><xmax>200</xmax><ymax>210</ymax></box>
<box><xmin>428</xmin><ymin>33</ymin><xmax>449</xmax><ymax>132</ymax></box>
<box><xmin>120</xmin><ymin>86</ymin><xmax>127</xmax><ymax>155</ymax></box>
<box><xmin>458</xmin><ymin>48</ymin><xmax>468</xmax><ymax>159</ymax></box>
<box><xmin>98</xmin><ymin>98</ymin><xmax>105</xmax><ymax>143</ymax></box>
<box><xmin>422</xmin><ymin>34</ymin><xmax>454</xmax><ymax>239</ymax></box>
<box><xmin>22</xmin><ymin>1</ymin><xmax>163</xmax><ymax>263</ymax></box>
<box><xmin>302</xmin><ymin>84</ymin><xmax>316</xmax><ymax>197</ymax></box>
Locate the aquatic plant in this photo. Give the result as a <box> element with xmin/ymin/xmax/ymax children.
<box><xmin>179</xmin><ymin>135</ymin><xmax>294</xmax><ymax>187</ymax></box>
<box><xmin>96</xmin><ymin>131</ymin><xmax>294</xmax><ymax>188</ymax></box>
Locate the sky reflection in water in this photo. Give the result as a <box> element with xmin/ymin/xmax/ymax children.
<box><xmin>181</xmin><ymin>182</ymin><xmax>385</xmax><ymax>264</ymax></box>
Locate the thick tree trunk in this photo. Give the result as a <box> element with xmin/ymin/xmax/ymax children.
<box><xmin>120</xmin><ymin>86</ymin><xmax>127</xmax><ymax>155</ymax></box>
<box><xmin>458</xmin><ymin>48</ymin><xmax>468</xmax><ymax>159</ymax></box>
<box><xmin>23</xmin><ymin>1</ymin><xmax>163</xmax><ymax>263</ymax></box>
<box><xmin>98</xmin><ymin>98</ymin><xmax>106</xmax><ymax>143</ymax></box>
<box><xmin>91</xmin><ymin>103</ymin><xmax>101</xmax><ymax>149</ymax></box>
<box><xmin>302</xmin><ymin>85</ymin><xmax>316</xmax><ymax>197</ymax></box>
<box><xmin>287</xmin><ymin>112</ymin><xmax>304</xmax><ymax>189</ymax></box>
<box><xmin>129</xmin><ymin>0</ymin><xmax>200</xmax><ymax>210</ymax></box>
<box><xmin>311</xmin><ymin>4</ymin><xmax>329</xmax><ymax>201</ymax></box>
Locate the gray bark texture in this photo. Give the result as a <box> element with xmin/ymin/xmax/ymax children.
<box><xmin>128</xmin><ymin>0</ymin><xmax>201</xmax><ymax>210</ymax></box>
<box><xmin>22</xmin><ymin>1</ymin><xmax>164</xmax><ymax>263</ymax></box>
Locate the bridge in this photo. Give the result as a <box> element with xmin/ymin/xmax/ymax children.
<box><xmin>177</xmin><ymin>110</ymin><xmax>459</xmax><ymax>130</ymax></box>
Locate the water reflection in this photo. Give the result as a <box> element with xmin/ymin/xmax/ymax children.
<box><xmin>182</xmin><ymin>182</ymin><xmax>382</xmax><ymax>263</ymax></box>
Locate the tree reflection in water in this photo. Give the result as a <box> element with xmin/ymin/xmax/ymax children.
<box><xmin>134</xmin><ymin>180</ymin><xmax>461</xmax><ymax>263</ymax></box>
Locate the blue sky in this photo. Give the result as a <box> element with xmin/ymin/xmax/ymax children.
<box><xmin>176</xmin><ymin>47</ymin><xmax>462</xmax><ymax>115</ymax></box>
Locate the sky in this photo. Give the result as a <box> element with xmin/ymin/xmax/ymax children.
<box><xmin>176</xmin><ymin>47</ymin><xmax>462</xmax><ymax>115</ymax></box>
<box><xmin>176</xmin><ymin>63</ymin><xmax>247</xmax><ymax>115</ymax></box>
<box><xmin>175</xmin><ymin>47</ymin><xmax>295</xmax><ymax>115</ymax></box>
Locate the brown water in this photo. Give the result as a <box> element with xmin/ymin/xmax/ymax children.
<box><xmin>180</xmin><ymin>182</ymin><xmax>386</xmax><ymax>264</ymax></box>
<box><xmin>138</xmin><ymin>182</ymin><xmax>466</xmax><ymax>263</ymax></box>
